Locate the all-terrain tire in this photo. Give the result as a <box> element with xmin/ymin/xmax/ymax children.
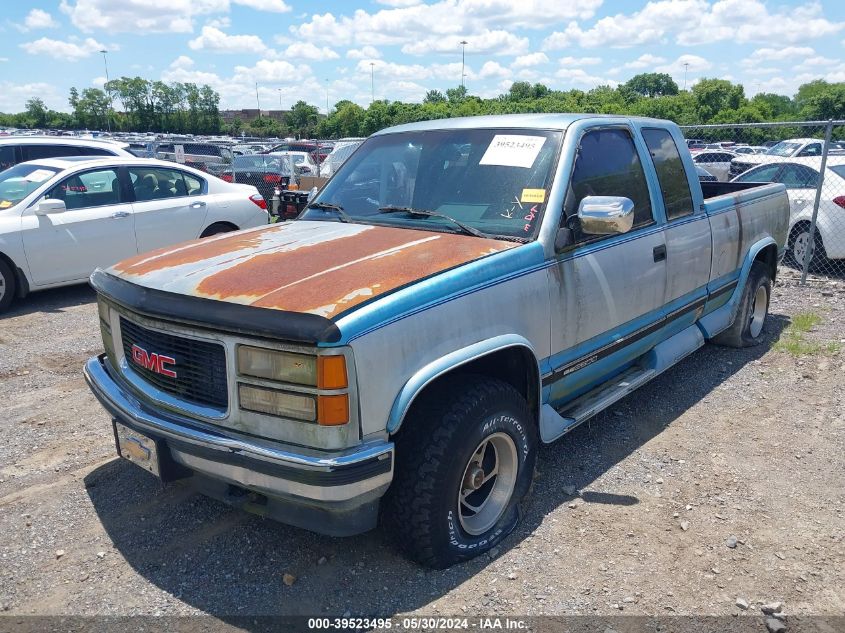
<box><xmin>712</xmin><ymin>261</ymin><xmax>772</xmax><ymax>348</ymax></box>
<box><xmin>384</xmin><ymin>375</ymin><xmax>538</xmax><ymax>568</ymax></box>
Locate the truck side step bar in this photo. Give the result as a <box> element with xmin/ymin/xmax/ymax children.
<box><xmin>539</xmin><ymin>324</ymin><xmax>705</xmax><ymax>443</ymax></box>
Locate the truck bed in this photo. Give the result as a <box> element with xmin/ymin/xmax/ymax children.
<box><xmin>700</xmin><ymin>180</ymin><xmax>771</xmax><ymax>200</ymax></box>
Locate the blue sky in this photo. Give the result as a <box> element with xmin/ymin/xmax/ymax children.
<box><xmin>2</xmin><ymin>0</ymin><xmax>844</xmax><ymax>114</ymax></box>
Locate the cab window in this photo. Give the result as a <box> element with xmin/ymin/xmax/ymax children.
<box><xmin>642</xmin><ymin>128</ymin><xmax>694</xmax><ymax>220</ymax></box>
<box><xmin>564</xmin><ymin>128</ymin><xmax>654</xmax><ymax>242</ymax></box>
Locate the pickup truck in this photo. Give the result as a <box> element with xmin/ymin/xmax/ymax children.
<box><xmin>84</xmin><ymin>114</ymin><xmax>789</xmax><ymax>568</ymax></box>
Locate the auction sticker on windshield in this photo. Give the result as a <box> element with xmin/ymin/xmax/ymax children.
<box><xmin>479</xmin><ymin>135</ymin><xmax>546</xmax><ymax>168</ymax></box>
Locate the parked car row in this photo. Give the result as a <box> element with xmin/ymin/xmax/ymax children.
<box><xmin>728</xmin><ymin>156</ymin><xmax>845</xmax><ymax>270</ymax></box>
<box><xmin>0</xmin><ymin>138</ymin><xmax>271</xmax><ymax>313</ymax></box>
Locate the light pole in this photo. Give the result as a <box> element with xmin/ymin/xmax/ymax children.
<box><xmin>370</xmin><ymin>62</ymin><xmax>375</xmax><ymax>104</ymax></box>
<box><xmin>325</xmin><ymin>78</ymin><xmax>329</xmax><ymax>115</ymax></box>
<box><xmin>683</xmin><ymin>62</ymin><xmax>689</xmax><ymax>91</ymax></box>
<box><xmin>460</xmin><ymin>40</ymin><xmax>468</xmax><ymax>89</ymax></box>
<box><xmin>255</xmin><ymin>82</ymin><xmax>261</xmax><ymax>118</ymax></box>
<box><xmin>99</xmin><ymin>49</ymin><xmax>112</xmax><ymax>133</ymax></box>
<box><xmin>277</xmin><ymin>88</ymin><xmax>282</xmax><ymax>112</ymax></box>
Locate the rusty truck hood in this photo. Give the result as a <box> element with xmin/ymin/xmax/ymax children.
<box><xmin>109</xmin><ymin>221</ymin><xmax>518</xmax><ymax>319</ymax></box>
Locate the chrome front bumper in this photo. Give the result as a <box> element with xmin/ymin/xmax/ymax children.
<box><xmin>84</xmin><ymin>354</ymin><xmax>394</xmax><ymax>535</ymax></box>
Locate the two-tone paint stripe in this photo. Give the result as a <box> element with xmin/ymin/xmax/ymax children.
<box><xmin>541</xmin><ymin>279</ymin><xmax>737</xmax><ymax>387</ymax></box>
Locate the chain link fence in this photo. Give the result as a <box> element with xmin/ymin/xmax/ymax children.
<box><xmin>680</xmin><ymin>120</ymin><xmax>845</xmax><ymax>284</ymax></box>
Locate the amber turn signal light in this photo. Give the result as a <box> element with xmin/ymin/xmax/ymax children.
<box><xmin>317</xmin><ymin>355</ymin><xmax>347</xmax><ymax>390</ymax></box>
<box><xmin>317</xmin><ymin>394</ymin><xmax>349</xmax><ymax>426</ymax></box>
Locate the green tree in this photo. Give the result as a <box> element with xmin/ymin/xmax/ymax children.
<box><xmin>423</xmin><ymin>89</ymin><xmax>446</xmax><ymax>104</ymax></box>
<box><xmin>287</xmin><ymin>100</ymin><xmax>320</xmax><ymax>138</ymax></box>
<box><xmin>692</xmin><ymin>78</ymin><xmax>746</xmax><ymax>122</ymax></box>
<box><xmin>25</xmin><ymin>97</ymin><xmax>48</xmax><ymax>128</ymax></box>
<box><xmin>624</xmin><ymin>73</ymin><xmax>679</xmax><ymax>98</ymax></box>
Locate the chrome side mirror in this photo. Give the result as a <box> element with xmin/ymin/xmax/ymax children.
<box><xmin>577</xmin><ymin>196</ymin><xmax>634</xmax><ymax>235</ymax></box>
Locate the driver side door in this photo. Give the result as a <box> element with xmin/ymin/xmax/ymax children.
<box><xmin>546</xmin><ymin>126</ymin><xmax>667</xmax><ymax>406</ymax></box>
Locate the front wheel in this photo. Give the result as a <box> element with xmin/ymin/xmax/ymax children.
<box><xmin>385</xmin><ymin>376</ymin><xmax>538</xmax><ymax>568</ymax></box>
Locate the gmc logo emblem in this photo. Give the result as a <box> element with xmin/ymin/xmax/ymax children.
<box><xmin>130</xmin><ymin>344</ymin><xmax>177</xmax><ymax>378</ymax></box>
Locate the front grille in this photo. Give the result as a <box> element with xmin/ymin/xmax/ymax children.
<box><xmin>120</xmin><ymin>317</ymin><xmax>228</xmax><ymax>409</ymax></box>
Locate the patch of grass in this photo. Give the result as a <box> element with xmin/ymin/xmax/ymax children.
<box><xmin>773</xmin><ymin>311</ymin><xmax>837</xmax><ymax>357</ymax></box>
<box><xmin>790</xmin><ymin>312</ymin><xmax>822</xmax><ymax>333</ymax></box>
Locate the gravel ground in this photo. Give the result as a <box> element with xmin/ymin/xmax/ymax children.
<box><xmin>0</xmin><ymin>267</ymin><xmax>843</xmax><ymax>621</ymax></box>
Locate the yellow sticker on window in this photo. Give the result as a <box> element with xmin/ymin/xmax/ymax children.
<box><xmin>0</xmin><ymin>200</ymin><xmax>12</xmax><ymax>209</ymax></box>
<box><xmin>521</xmin><ymin>189</ymin><xmax>546</xmax><ymax>203</ymax></box>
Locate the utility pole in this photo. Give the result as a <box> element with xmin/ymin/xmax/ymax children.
<box><xmin>460</xmin><ymin>40</ymin><xmax>468</xmax><ymax>89</ymax></box>
<box><xmin>370</xmin><ymin>62</ymin><xmax>375</xmax><ymax>104</ymax></box>
<box><xmin>683</xmin><ymin>62</ymin><xmax>689</xmax><ymax>91</ymax></box>
<box><xmin>99</xmin><ymin>49</ymin><xmax>112</xmax><ymax>133</ymax></box>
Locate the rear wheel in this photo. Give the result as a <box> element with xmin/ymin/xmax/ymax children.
<box><xmin>200</xmin><ymin>222</ymin><xmax>237</xmax><ymax>238</ymax></box>
<box><xmin>385</xmin><ymin>376</ymin><xmax>537</xmax><ymax>568</ymax></box>
<box><xmin>788</xmin><ymin>222</ymin><xmax>827</xmax><ymax>272</ymax></box>
<box><xmin>0</xmin><ymin>258</ymin><xmax>16</xmax><ymax>314</ymax></box>
<box><xmin>712</xmin><ymin>261</ymin><xmax>771</xmax><ymax>348</ymax></box>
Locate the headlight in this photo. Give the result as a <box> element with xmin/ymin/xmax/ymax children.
<box><xmin>237</xmin><ymin>346</ymin><xmax>317</xmax><ymax>385</ymax></box>
<box><xmin>238</xmin><ymin>384</ymin><xmax>317</xmax><ymax>421</ymax></box>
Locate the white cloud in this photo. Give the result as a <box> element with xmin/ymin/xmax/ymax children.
<box><xmin>402</xmin><ymin>30</ymin><xmax>529</xmax><ymax>57</ymax></box>
<box><xmin>375</xmin><ymin>0</ymin><xmax>423</xmax><ymax>5</ymax></box>
<box><xmin>0</xmin><ymin>81</ymin><xmax>64</xmax><ymax>112</ymax></box>
<box><xmin>622</xmin><ymin>53</ymin><xmax>667</xmax><ymax>70</ymax></box>
<box><xmin>24</xmin><ymin>9</ymin><xmax>59</xmax><ymax>30</ymax></box>
<box><xmin>59</xmin><ymin>0</ymin><xmax>228</xmax><ymax>34</ymax></box>
<box><xmin>555</xmin><ymin>68</ymin><xmax>619</xmax><ymax>88</ymax></box>
<box><xmin>275</xmin><ymin>42</ymin><xmax>339</xmax><ymax>61</ymax></box>
<box><xmin>170</xmin><ymin>55</ymin><xmax>195</xmax><ymax>69</ymax></box>
<box><xmin>478</xmin><ymin>61</ymin><xmax>510</xmax><ymax>79</ymax></box>
<box><xmin>232</xmin><ymin>0</ymin><xmax>291</xmax><ymax>12</ymax></box>
<box><xmin>743</xmin><ymin>46</ymin><xmax>815</xmax><ymax>65</ymax></box>
<box><xmin>346</xmin><ymin>45</ymin><xmax>382</xmax><ymax>60</ymax></box>
<box><xmin>188</xmin><ymin>26</ymin><xmax>264</xmax><ymax>52</ymax></box>
<box><xmin>20</xmin><ymin>36</ymin><xmax>109</xmax><ymax>61</ymax></box>
<box><xmin>655</xmin><ymin>54</ymin><xmax>712</xmax><ymax>75</ymax></box>
<box><xmin>512</xmin><ymin>52</ymin><xmax>549</xmax><ymax>68</ymax></box>
<box><xmin>295</xmin><ymin>0</ymin><xmax>602</xmax><ymax>49</ymax></box>
<box><xmin>558</xmin><ymin>56</ymin><xmax>602</xmax><ymax>66</ymax></box>
<box><xmin>233</xmin><ymin>59</ymin><xmax>309</xmax><ymax>83</ymax></box>
<box><xmin>544</xmin><ymin>0</ymin><xmax>844</xmax><ymax>50</ymax></box>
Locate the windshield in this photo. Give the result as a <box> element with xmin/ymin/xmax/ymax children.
<box><xmin>0</xmin><ymin>163</ymin><xmax>60</xmax><ymax>208</ymax></box>
<box><xmin>767</xmin><ymin>142</ymin><xmax>801</xmax><ymax>157</ymax></box>
<box><xmin>303</xmin><ymin>128</ymin><xmax>562</xmax><ymax>240</ymax></box>
<box><xmin>829</xmin><ymin>165</ymin><xmax>845</xmax><ymax>180</ymax></box>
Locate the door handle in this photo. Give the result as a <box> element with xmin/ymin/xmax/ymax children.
<box><xmin>111</xmin><ymin>211</ymin><xmax>130</xmax><ymax>219</ymax></box>
<box><xmin>653</xmin><ymin>244</ymin><xmax>667</xmax><ymax>262</ymax></box>
<box><xmin>190</xmin><ymin>201</ymin><xmax>207</xmax><ymax>209</ymax></box>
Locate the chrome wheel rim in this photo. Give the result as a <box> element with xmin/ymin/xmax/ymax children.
<box><xmin>749</xmin><ymin>284</ymin><xmax>767</xmax><ymax>338</ymax></box>
<box><xmin>457</xmin><ymin>432</ymin><xmax>518</xmax><ymax>536</ymax></box>
<box><xmin>793</xmin><ymin>231</ymin><xmax>813</xmax><ymax>265</ymax></box>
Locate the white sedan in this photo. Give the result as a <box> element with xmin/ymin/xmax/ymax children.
<box><xmin>690</xmin><ymin>149</ymin><xmax>738</xmax><ymax>181</ymax></box>
<box><xmin>0</xmin><ymin>156</ymin><xmax>269</xmax><ymax>312</ymax></box>
<box><xmin>731</xmin><ymin>156</ymin><xmax>845</xmax><ymax>270</ymax></box>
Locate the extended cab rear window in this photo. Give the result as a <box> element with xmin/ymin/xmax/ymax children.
<box><xmin>642</xmin><ymin>128</ymin><xmax>694</xmax><ymax>221</ymax></box>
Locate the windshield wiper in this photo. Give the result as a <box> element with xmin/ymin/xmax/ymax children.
<box><xmin>377</xmin><ymin>205</ymin><xmax>493</xmax><ymax>239</ymax></box>
<box><xmin>305</xmin><ymin>201</ymin><xmax>352</xmax><ymax>223</ymax></box>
